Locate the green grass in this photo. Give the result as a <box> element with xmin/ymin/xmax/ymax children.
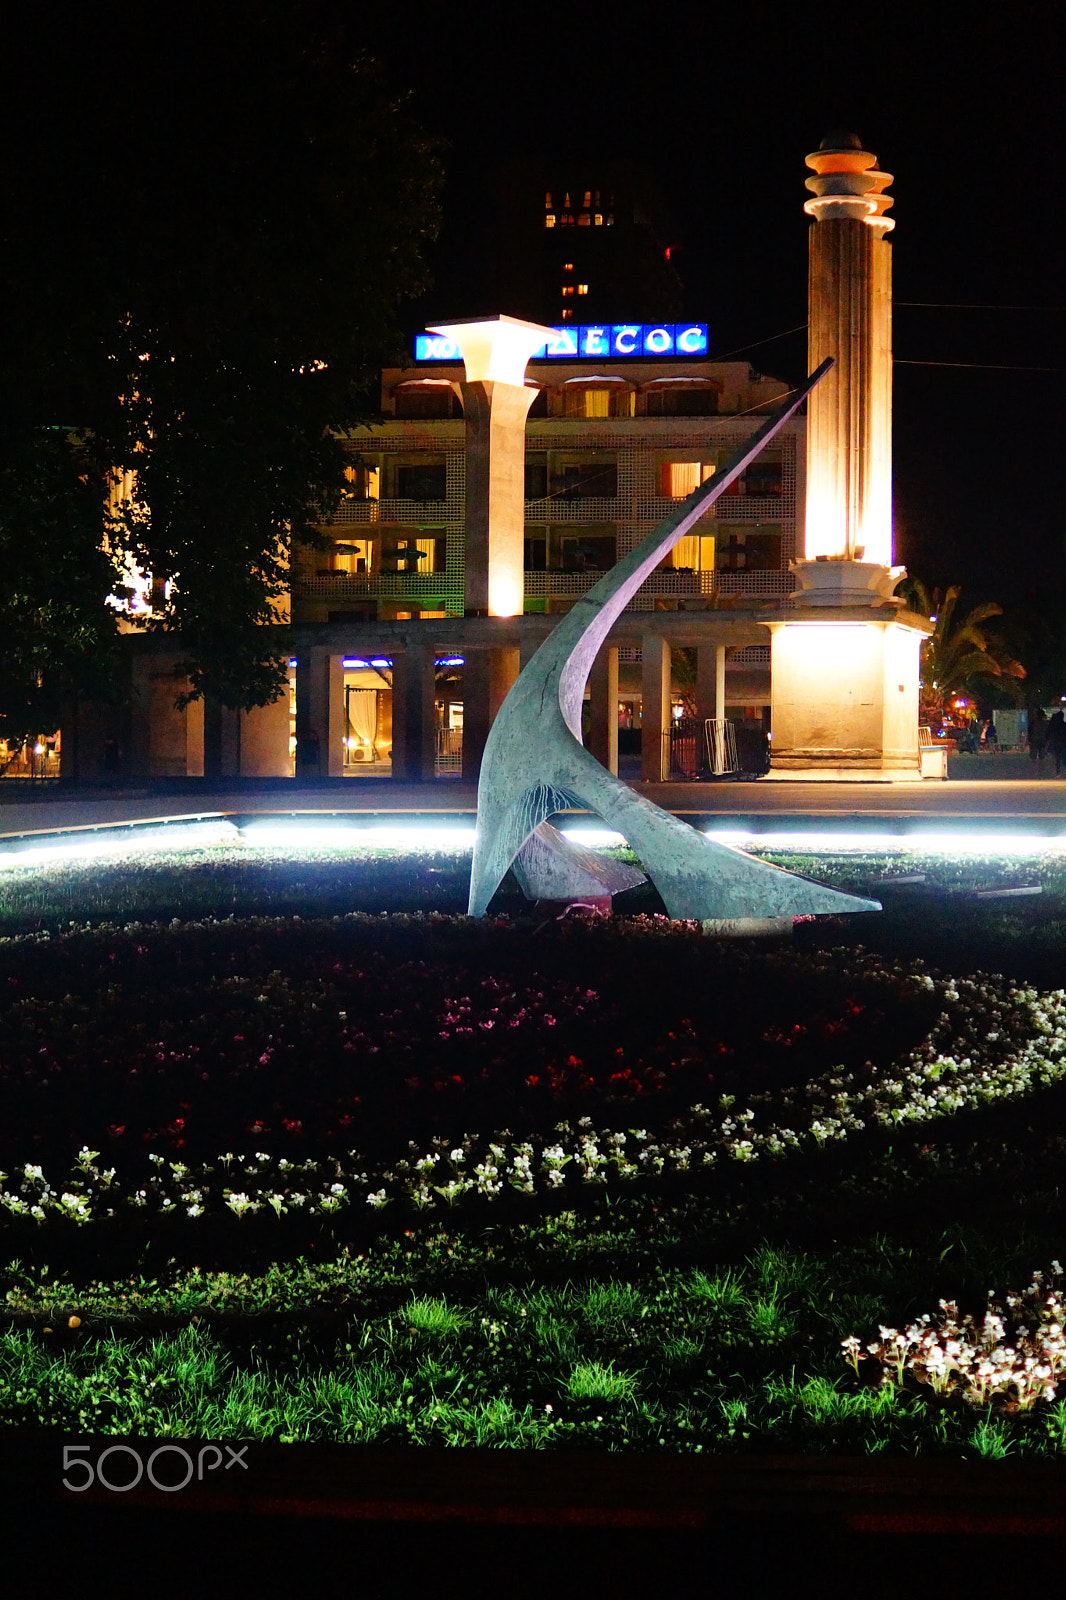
<box><xmin>3</xmin><ymin>1223</ymin><xmax>1066</xmax><ymax>1456</ymax></box>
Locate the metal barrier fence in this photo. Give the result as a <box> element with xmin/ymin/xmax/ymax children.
<box><xmin>705</xmin><ymin>718</ymin><xmax>739</xmax><ymax>776</ymax></box>
<box><xmin>436</xmin><ymin>727</ymin><xmax>463</xmax><ymax>775</ymax></box>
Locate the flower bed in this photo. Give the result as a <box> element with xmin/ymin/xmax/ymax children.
<box><xmin>1</xmin><ymin>913</ymin><xmax>1064</xmax><ymax>1241</ymax></box>
<box><xmin>4</xmin><ymin>849</ymin><xmax>1066</xmax><ymax>1455</ymax></box>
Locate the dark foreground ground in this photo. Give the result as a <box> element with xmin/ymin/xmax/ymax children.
<box><xmin>4</xmin><ymin>1433</ymin><xmax>1066</xmax><ymax>1592</ymax></box>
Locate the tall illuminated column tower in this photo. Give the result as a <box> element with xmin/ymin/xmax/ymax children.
<box><xmin>767</xmin><ymin>134</ymin><xmax>929</xmax><ymax>781</ymax></box>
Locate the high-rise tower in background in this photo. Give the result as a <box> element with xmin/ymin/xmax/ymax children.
<box><xmin>490</xmin><ymin>160</ymin><xmax>685</xmax><ymax>327</ymax></box>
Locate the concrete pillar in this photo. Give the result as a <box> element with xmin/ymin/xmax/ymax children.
<box><xmin>57</xmin><ymin>696</ymin><xmax>79</xmax><ymax>782</ymax></box>
<box><xmin>462</xmin><ymin>646</ymin><xmax>519</xmax><ymax>784</ymax></box>
<box><xmin>391</xmin><ymin>642</ymin><xmax>438</xmax><ymax>783</ymax></box>
<box><xmin>203</xmin><ymin>698</ymin><xmax>241</xmax><ymax>781</ymax></box>
<box><xmin>239</xmin><ymin>696</ymin><xmax>291</xmax><ymax>777</ymax></box>
<box><xmin>296</xmin><ymin>647</ymin><xmax>344</xmax><ymax>780</ymax></box>
<box><xmin>696</xmin><ymin>643</ymin><xmax>726</xmax><ymax>726</ymax></box>
<box><xmin>426</xmin><ymin>316</ymin><xmax>555</xmax><ymax>620</ymax></box>
<box><xmin>128</xmin><ymin>655</ymin><xmax>153</xmax><ymax>777</ymax></box>
<box><xmin>459</xmin><ymin>381</ymin><xmax>537</xmax><ymax>617</ymax></box>
<box><xmin>641</xmin><ymin>633</ymin><xmax>671</xmax><ymax>782</ymax></box>
<box><xmin>587</xmin><ymin>644</ymin><xmax>619</xmax><ymax>775</ymax></box>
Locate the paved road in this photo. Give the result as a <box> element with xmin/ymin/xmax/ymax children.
<box><xmin>2</xmin><ymin>776</ymin><xmax>1066</xmax><ymax>841</ymax></box>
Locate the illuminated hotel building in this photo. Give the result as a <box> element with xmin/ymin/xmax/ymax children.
<box><xmin>51</xmin><ymin>139</ymin><xmax>930</xmax><ymax>788</ymax></box>
<box><xmin>284</xmin><ymin>331</ymin><xmax>806</xmax><ymax>768</ymax></box>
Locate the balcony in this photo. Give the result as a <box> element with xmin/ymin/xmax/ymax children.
<box><xmin>333</xmin><ymin>499</ymin><xmax>455</xmax><ymax>525</ymax></box>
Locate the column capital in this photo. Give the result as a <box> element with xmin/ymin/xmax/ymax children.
<box><xmin>425</xmin><ymin>315</ymin><xmax>556</xmax><ymax>386</ymax></box>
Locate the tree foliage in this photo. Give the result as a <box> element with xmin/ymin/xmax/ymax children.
<box><xmin>0</xmin><ymin>428</ymin><xmax>125</xmax><ymax>753</ymax></box>
<box><xmin>901</xmin><ymin>577</ymin><xmax>1025</xmax><ymax>721</ymax></box>
<box><xmin>0</xmin><ymin>3</ymin><xmax>442</xmax><ymax>722</ymax></box>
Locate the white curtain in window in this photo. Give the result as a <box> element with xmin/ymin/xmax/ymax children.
<box><xmin>347</xmin><ymin>690</ymin><xmax>378</xmax><ymax>756</ymax></box>
<box><xmin>665</xmin><ymin>462</ymin><xmax>716</xmax><ymax>498</ymax></box>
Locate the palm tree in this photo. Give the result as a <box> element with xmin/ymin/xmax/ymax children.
<box><xmin>901</xmin><ymin>578</ymin><xmax>1025</xmax><ymax>724</ymax></box>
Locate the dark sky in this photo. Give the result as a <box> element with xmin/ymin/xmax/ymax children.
<box><xmin>360</xmin><ymin>1</ymin><xmax>1063</xmax><ymax>611</ymax></box>
<box><xmin>3</xmin><ymin>2</ymin><xmax>1061</xmax><ymax>617</ymax></box>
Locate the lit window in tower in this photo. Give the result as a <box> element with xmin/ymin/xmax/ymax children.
<box><xmin>545</xmin><ymin>191</ymin><xmax>552</xmax><ymax>208</ymax></box>
<box><xmin>545</xmin><ymin>214</ymin><xmax>556</xmax><ymax>228</ymax></box>
<box><xmin>560</xmin><ymin>309</ymin><xmax>573</xmax><ymax>321</ymax></box>
<box><xmin>578</xmin><ymin>213</ymin><xmax>590</xmax><ymax>226</ymax></box>
<box><xmin>563</xmin><ymin>262</ymin><xmax>573</xmax><ymax>272</ymax></box>
<box><xmin>594</xmin><ymin>214</ymin><xmax>603</xmax><ymax>226</ymax></box>
<box><xmin>577</xmin><ymin>284</ymin><xmax>588</xmax><ymax>295</ymax></box>
<box><xmin>583</xmin><ymin>191</ymin><xmax>591</xmax><ymax>207</ymax></box>
<box><xmin>561</xmin><ymin>285</ymin><xmax>574</xmax><ymax>296</ymax></box>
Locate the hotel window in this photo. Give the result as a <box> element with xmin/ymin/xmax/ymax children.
<box><xmin>394</xmin><ymin>460</ymin><xmax>447</xmax><ymax>501</ymax></box>
<box><xmin>545</xmin><ymin>191</ymin><xmax>552</xmax><ymax>208</ymax></box>
<box><xmin>659</xmin><ymin>461</ymin><xmax>715</xmax><ymax>498</ymax></box>
<box><xmin>583</xmin><ymin>190</ymin><xmax>592</xmax><ymax>208</ymax></box>
<box><xmin>380</xmin><ymin>536</ymin><xmax>439</xmax><ymax>575</ymax></box>
<box><xmin>593</xmin><ymin>213</ymin><xmax>603</xmax><ymax>226</ymax></box>
<box><xmin>716</xmin><ymin>526</ymin><xmax>782</xmax><ymax>570</ymax></box>
<box><xmin>744</xmin><ymin>458</ymin><xmax>784</xmax><ymax>498</ymax></box>
<box><xmin>551</xmin><ymin>455</ymin><xmax>618</xmax><ymax>498</ymax></box>
<box><xmin>561</xmin><ymin>382</ymin><xmax>634</xmax><ymax>420</ymax></box>
<box><xmin>577</xmin><ymin>284</ymin><xmax>588</xmax><ymax>295</ymax></box>
<box><xmin>524</xmin><ymin>532</ymin><xmax>547</xmax><ymax>571</ymax></box>
<box><xmin>721</xmin><ymin>455</ymin><xmax>783</xmax><ymax>497</ymax></box>
<box><xmin>645</xmin><ymin>381</ymin><xmax>720</xmax><ymax>417</ymax></box>
<box><xmin>578</xmin><ymin>213</ymin><xmax>591</xmax><ymax>226</ymax></box>
<box><xmin>326</xmin><ymin>538</ymin><xmax>373</xmax><ymax>574</ymax></box>
<box><xmin>394</xmin><ymin>383</ymin><xmax>459</xmax><ymax>420</ymax></box>
<box><xmin>561</xmin><ymin>285</ymin><xmax>575</xmax><ymax>297</ymax></box>
<box><xmin>560</xmin><ymin>308</ymin><xmax>573</xmax><ymax>321</ymax></box>
<box><xmin>557</xmin><ymin>532</ymin><xmax>616</xmax><ymax>571</ymax></box>
<box><xmin>524</xmin><ymin>456</ymin><xmax>548</xmax><ymax>499</ymax></box>
<box><xmin>343</xmin><ymin>462</ymin><xmax>380</xmax><ymax>500</ymax></box>
<box><xmin>545</xmin><ymin>214</ymin><xmax>556</xmax><ymax>228</ymax></box>
<box><xmin>660</xmin><ymin>534</ymin><xmax>715</xmax><ymax>573</ymax></box>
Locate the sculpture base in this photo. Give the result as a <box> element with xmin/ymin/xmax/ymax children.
<box><xmin>701</xmin><ymin>917</ymin><xmax>794</xmax><ymax>938</ymax></box>
<box><xmin>763</xmin><ymin>754</ymin><xmax>922</xmax><ymax>783</ymax></box>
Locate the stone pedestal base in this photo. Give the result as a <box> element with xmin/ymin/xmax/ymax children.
<box><xmin>766</xmin><ymin>604</ymin><xmax>927</xmax><ymax>783</ymax></box>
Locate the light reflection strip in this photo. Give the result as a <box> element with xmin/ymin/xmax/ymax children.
<box><xmin>4</xmin><ymin>819</ymin><xmax>1066</xmax><ymax>870</ymax></box>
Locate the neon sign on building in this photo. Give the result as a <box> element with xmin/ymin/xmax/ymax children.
<box><xmin>414</xmin><ymin>323</ymin><xmax>709</xmax><ymax>363</ymax></box>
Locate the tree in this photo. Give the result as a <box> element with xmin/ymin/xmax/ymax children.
<box><xmin>0</xmin><ymin>427</ymin><xmax>126</xmax><ymax>760</ymax></box>
<box><xmin>0</xmin><ymin>4</ymin><xmax>442</xmax><ymax>724</ymax></box>
<box><xmin>900</xmin><ymin>577</ymin><xmax>1025</xmax><ymax>723</ymax></box>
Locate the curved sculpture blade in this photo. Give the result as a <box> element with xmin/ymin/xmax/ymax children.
<box><xmin>470</xmin><ymin>359</ymin><xmax>880</xmax><ymax>926</ymax></box>
<box><xmin>510</xmin><ymin>821</ymin><xmax>647</xmax><ymax>902</ymax></box>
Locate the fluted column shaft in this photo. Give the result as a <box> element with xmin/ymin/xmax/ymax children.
<box><xmin>805</xmin><ymin>219</ymin><xmax>892</xmax><ymax>564</ymax></box>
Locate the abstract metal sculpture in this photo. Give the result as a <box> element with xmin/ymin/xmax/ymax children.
<box><xmin>469</xmin><ymin>360</ymin><xmax>880</xmax><ymax>929</ymax></box>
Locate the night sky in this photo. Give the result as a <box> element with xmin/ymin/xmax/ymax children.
<box><xmin>362</xmin><ymin>3</ymin><xmax>1062</xmax><ymax>617</ymax></box>
<box><xmin>5</xmin><ymin>3</ymin><xmax>1062</xmax><ymax>623</ymax></box>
